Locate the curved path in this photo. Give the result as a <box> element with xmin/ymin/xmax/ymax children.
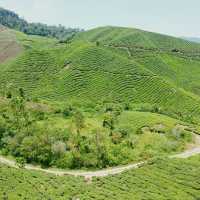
<box><xmin>0</xmin><ymin>135</ymin><xmax>200</xmax><ymax>179</ymax></box>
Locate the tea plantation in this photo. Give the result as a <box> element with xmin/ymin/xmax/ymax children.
<box><xmin>0</xmin><ymin>156</ymin><xmax>200</xmax><ymax>199</ymax></box>
<box><xmin>1</xmin><ymin>25</ymin><xmax>200</xmax><ymax>199</ymax></box>
<box><xmin>1</xmin><ymin>27</ymin><xmax>200</xmax><ymax>121</ymax></box>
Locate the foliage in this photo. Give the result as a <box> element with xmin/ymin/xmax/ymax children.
<box><xmin>0</xmin><ymin>20</ymin><xmax>200</xmax><ymax>170</ymax></box>
<box><xmin>0</xmin><ymin>156</ymin><xmax>200</xmax><ymax>199</ymax></box>
<box><xmin>0</xmin><ymin>93</ymin><xmax>194</xmax><ymax>169</ymax></box>
<box><xmin>0</xmin><ymin>7</ymin><xmax>81</xmax><ymax>40</ymax></box>
<box><xmin>1</xmin><ymin>25</ymin><xmax>200</xmax><ymax>126</ymax></box>
<box><xmin>0</xmin><ymin>10</ymin><xmax>200</xmax><ymax>199</ymax></box>
<box><xmin>16</xmin><ymin>157</ymin><xmax>25</xmax><ymax>168</ymax></box>
<box><xmin>73</xmin><ymin>110</ymin><xmax>85</xmax><ymax>134</ymax></box>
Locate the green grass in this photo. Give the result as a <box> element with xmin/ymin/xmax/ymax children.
<box><xmin>132</xmin><ymin>51</ymin><xmax>200</xmax><ymax>96</ymax></box>
<box><xmin>118</xmin><ymin>111</ymin><xmax>181</xmax><ymax>132</ymax></box>
<box><xmin>0</xmin><ymin>155</ymin><xmax>200</xmax><ymax>199</ymax></box>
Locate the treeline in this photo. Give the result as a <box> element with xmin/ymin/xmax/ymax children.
<box><xmin>0</xmin><ymin>7</ymin><xmax>82</xmax><ymax>40</ymax></box>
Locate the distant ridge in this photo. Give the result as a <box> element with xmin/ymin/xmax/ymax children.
<box><xmin>182</xmin><ymin>37</ymin><xmax>200</xmax><ymax>44</ymax></box>
<box><xmin>0</xmin><ymin>7</ymin><xmax>81</xmax><ymax>40</ymax></box>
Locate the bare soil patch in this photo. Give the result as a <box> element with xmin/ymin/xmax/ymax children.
<box><xmin>0</xmin><ymin>28</ymin><xmax>23</xmax><ymax>63</ymax></box>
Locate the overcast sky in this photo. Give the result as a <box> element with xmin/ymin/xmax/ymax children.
<box><xmin>0</xmin><ymin>0</ymin><xmax>200</xmax><ymax>37</ymax></box>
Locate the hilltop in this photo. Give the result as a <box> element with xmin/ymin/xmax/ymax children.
<box><xmin>76</xmin><ymin>26</ymin><xmax>200</xmax><ymax>51</ymax></box>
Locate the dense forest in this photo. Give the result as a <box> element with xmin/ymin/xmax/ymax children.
<box><xmin>0</xmin><ymin>7</ymin><xmax>81</xmax><ymax>40</ymax></box>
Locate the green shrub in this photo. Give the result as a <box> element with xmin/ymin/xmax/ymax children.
<box><xmin>33</xmin><ymin>110</ymin><xmax>46</xmax><ymax>120</ymax></box>
<box><xmin>111</xmin><ymin>132</ymin><xmax>122</xmax><ymax>144</ymax></box>
<box><xmin>16</xmin><ymin>157</ymin><xmax>26</xmax><ymax>168</ymax></box>
<box><xmin>55</xmin><ymin>152</ymin><xmax>73</xmax><ymax>169</ymax></box>
<box><xmin>63</xmin><ymin>105</ymin><xmax>73</xmax><ymax>117</ymax></box>
<box><xmin>96</xmin><ymin>41</ymin><xmax>100</xmax><ymax>46</ymax></box>
<box><xmin>103</xmin><ymin>113</ymin><xmax>115</xmax><ymax>130</ymax></box>
<box><xmin>52</xmin><ymin>141</ymin><xmax>66</xmax><ymax>157</ymax></box>
<box><xmin>115</xmin><ymin>127</ymin><xmax>130</xmax><ymax>137</ymax></box>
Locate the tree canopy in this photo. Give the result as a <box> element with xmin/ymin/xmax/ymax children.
<box><xmin>0</xmin><ymin>7</ymin><xmax>82</xmax><ymax>40</ymax></box>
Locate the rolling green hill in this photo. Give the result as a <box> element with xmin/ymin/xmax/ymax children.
<box><xmin>1</xmin><ymin>20</ymin><xmax>200</xmax><ymax>200</ymax></box>
<box><xmin>1</xmin><ymin>25</ymin><xmax>200</xmax><ymax>170</ymax></box>
<box><xmin>75</xmin><ymin>26</ymin><xmax>200</xmax><ymax>52</ymax></box>
<box><xmin>183</xmin><ymin>37</ymin><xmax>200</xmax><ymax>44</ymax></box>
<box><xmin>1</xmin><ymin>26</ymin><xmax>200</xmax><ymax>122</ymax></box>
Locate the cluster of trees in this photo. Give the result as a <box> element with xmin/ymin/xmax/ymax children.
<box><xmin>0</xmin><ymin>7</ymin><xmax>81</xmax><ymax>40</ymax></box>
<box><xmin>0</xmin><ymin>90</ymin><xmax>134</xmax><ymax>169</ymax></box>
<box><xmin>0</xmin><ymin>89</ymin><xmax>190</xmax><ymax>169</ymax></box>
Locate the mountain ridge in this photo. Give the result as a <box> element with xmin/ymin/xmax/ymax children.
<box><xmin>0</xmin><ymin>7</ymin><xmax>81</xmax><ymax>40</ymax></box>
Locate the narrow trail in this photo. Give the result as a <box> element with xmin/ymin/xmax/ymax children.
<box><xmin>0</xmin><ymin>135</ymin><xmax>200</xmax><ymax>179</ymax></box>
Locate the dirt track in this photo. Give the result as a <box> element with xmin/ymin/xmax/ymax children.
<box><xmin>0</xmin><ymin>134</ymin><xmax>200</xmax><ymax>178</ymax></box>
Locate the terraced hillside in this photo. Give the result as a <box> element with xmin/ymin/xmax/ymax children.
<box><xmin>0</xmin><ymin>156</ymin><xmax>200</xmax><ymax>200</ymax></box>
<box><xmin>76</xmin><ymin>27</ymin><xmax>200</xmax><ymax>96</ymax></box>
<box><xmin>76</xmin><ymin>26</ymin><xmax>200</xmax><ymax>52</ymax></box>
<box><xmin>1</xmin><ymin>24</ymin><xmax>200</xmax><ymax>199</ymax></box>
<box><xmin>1</xmin><ymin>26</ymin><xmax>200</xmax><ymax>122</ymax></box>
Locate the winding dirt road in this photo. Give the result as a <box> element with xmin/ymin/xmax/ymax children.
<box><xmin>0</xmin><ymin>135</ymin><xmax>200</xmax><ymax>178</ymax></box>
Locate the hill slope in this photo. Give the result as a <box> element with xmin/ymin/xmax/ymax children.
<box><xmin>76</xmin><ymin>26</ymin><xmax>200</xmax><ymax>52</ymax></box>
<box><xmin>1</xmin><ymin>26</ymin><xmax>200</xmax><ymax>121</ymax></box>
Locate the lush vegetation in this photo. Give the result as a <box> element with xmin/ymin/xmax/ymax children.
<box><xmin>0</xmin><ymin>156</ymin><xmax>200</xmax><ymax>199</ymax></box>
<box><xmin>0</xmin><ymin>7</ymin><xmax>81</xmax><ymax>41</ymax></box>
<box><xmin>1</xmin><ymin>32</ymin><xmax>200</xmax><ymax>123</ymax></box>
<box><xmin>75</xmin><ymin>26</ymin><xmax>200</xmax><ymax>51</ymax></box>
<box><xmin>0</xmin><ymin>89</ymin><xmax>194</xmax><ymax>169</ymax></box>
<box><xmin>0</xmin><ymin>10</ymin><xmax>200</xmax><ymax>199</ymax></box>
<box><xmin>0</xmin><ymin>25</ymin><xmax>200</xmax><ymax>170</ymax></box>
